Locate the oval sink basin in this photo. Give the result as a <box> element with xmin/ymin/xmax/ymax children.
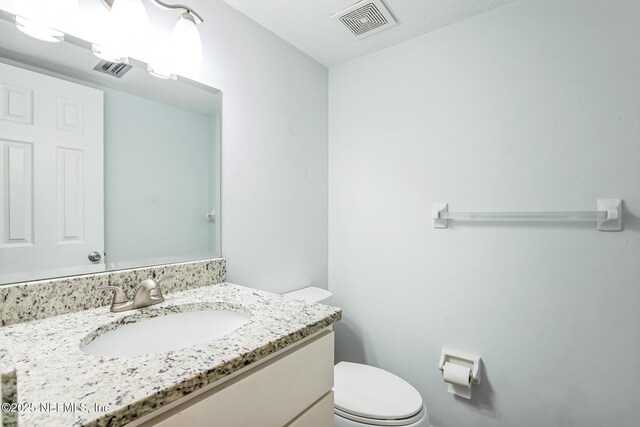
<box><xmin>81</xmin><ymin>309</ymin><xmax>250</xmax><ymax>358</ymax></box>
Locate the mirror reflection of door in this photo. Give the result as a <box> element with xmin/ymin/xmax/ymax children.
<box><xmin>0</xmin><ymin>62</ymin><xmax>104</xmax><ymax>278</ymax></box>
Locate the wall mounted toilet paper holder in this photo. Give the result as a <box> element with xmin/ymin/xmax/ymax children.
<box><xmin>438</xmin><ymin>348</ymin><xmax>482</xmax><ymax>385</ymax></box>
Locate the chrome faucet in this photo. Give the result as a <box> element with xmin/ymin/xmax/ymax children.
<box><xmin>98</xmin><ymin>275</ymin><xmax>173</xmax><ymax>312</ymax></box>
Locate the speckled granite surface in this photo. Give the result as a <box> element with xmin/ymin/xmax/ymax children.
<box><xmin>0</xmin><ymin>258</ymin><xmax>226</xmax><ymax>326</ymax></box>
<box><xmin>0</xmin><ymin>348</ymin><xmax>17</xmax><ymax>427</ymax></box>
<box><xmin>0</xmin><ymin>283</ymin><xmax>341</xmax><ymax>427</ymax></box>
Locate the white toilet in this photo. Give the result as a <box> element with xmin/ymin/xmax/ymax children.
<box><xmin>284</xmin><ymin>287</ymin><xmax>430</xmax><ymax>427</ymax></box>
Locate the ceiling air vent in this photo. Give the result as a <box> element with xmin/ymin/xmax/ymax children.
<box><xmin>333</xmin><ymin>0</ymin><xmax>397</xmax><ymax>39</ymax></box>
<box><xmin>93</xmin><ymin>60</ymin><xmax>132</xmax><ymax>78</ymax></box>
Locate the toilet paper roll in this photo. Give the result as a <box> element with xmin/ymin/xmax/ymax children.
<box><xmin>443</xmin><ymin>362</ymin><xmax>472</xmax><ymax>387</ymax></box>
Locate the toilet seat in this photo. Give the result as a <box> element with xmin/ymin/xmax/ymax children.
<box><xmin>335</xmin><ymin>405</ymin><xmax>426</xmax><ymax>426</ymax></box>
<box><xmin>334</xmin><ymin>362</ymin><xmax>424</xmax><ymax>426</ymax></box>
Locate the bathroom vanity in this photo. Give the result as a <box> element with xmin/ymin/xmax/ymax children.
<box><xmin>0</xmin><ymin>6</ymin><xmax>341</xmax><ymax>426</ymax></box>
<box><xmin>0</xmin><ymin>277</ymin><xmax>341</xmax><ymax>427</ymax></box>
<box><xmin>139</xmin><ymin>329</ymin><xmax>335</xmax><ymax>427</ymax></box>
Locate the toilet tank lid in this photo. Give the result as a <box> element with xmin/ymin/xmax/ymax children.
<box><xmin>283</xmin><ymin>287</ymin><xmax>332</xmax><ymax>303</ymax></box>
<box><xmin>334</xmin><ymin>362</ymin><xmax>423</xmax><ymax>421</ymax></box>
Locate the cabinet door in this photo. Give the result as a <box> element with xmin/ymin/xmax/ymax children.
<box><xmin>151</xmin><ymin>331</ymin><xmax>334</xmax><ymax>427</ymax></box>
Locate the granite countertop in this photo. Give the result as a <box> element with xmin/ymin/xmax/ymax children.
<box><xmin>0</xmin><ymin>283</ymin><xmax>341</xmax><ymax>427</ymax></box>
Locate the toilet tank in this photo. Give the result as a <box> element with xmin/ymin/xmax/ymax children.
<box><xmin>283</xmin><ymin>287</ymin><xmax>332</xmax><ymax>304</ymax></box>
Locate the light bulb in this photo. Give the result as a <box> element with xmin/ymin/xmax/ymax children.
<box><xmin>15</xmin><ymin>16</ymin><xmax>64</xmax><ymax>43</ymax></box>
<box><xmin>169</xmin><ymin>12</ymin><xmax>203</xmax><ymax>76</ymax></box>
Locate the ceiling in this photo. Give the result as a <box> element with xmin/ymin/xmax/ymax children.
<box><xmin>220</xmin><ymin>0</ymin><xmax>518</xmax><ymax>67</ymax></box>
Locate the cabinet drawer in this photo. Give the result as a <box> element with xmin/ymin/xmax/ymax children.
<box><xmin>150</xmin><ymin>331</ymin><xmax>334</xmax><ymax>427</ymax></box>
<box><xmin>287</xmin><ymin>391</ymin><xmax>333</xmax><ymax>427</ymax></box>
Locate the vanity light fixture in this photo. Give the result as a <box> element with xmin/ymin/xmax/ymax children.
<box><xmin>100</xmin><ymin>0</ymin><xmax>204</xmax><ymax>77</ymax></box>
<box><xmin>15</xmin><ymin>16</ymin><xmax>64</xmax><ymax>43</ymax></box>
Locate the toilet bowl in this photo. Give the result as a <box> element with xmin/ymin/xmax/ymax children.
<box><xmin>283</xmin><ymin>287</ymin><xmax>430</xmax><ymax>427</ymax></box>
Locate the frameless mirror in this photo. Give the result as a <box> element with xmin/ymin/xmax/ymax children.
<box><xmin>0</xmin><ymin>9</ymin><xmax>221</xmax><ymax>285</ymax></box>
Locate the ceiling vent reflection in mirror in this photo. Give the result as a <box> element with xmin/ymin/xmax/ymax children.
<box><xmin>333</xmin><ymin>0</ymin><xmax>397</xmax><ymax>39</ymax></box>
<box><xmin>93</xmin><ymin>60</ymin><xmax>133</xmax><ymax>78</ymax></box>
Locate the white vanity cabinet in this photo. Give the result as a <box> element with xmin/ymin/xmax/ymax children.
<box><xmin>134</xmin><ymin>330</ymin><xmax>334</xmax><ymax>427</ymax></box>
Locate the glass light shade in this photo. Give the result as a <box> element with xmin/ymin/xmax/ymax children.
<box><xmin>169</xmin><ymin>13</ymin><xmax>203</xmax><ymax>75</ymax></box>
<box><xmin>15</xmin><ymin>16</ymin><xmax>64</xmax><ymax>43</ymax></box>
<box><xmin>109</xmin><ymin>0</ymin><xmax>151</xmax><ymax>60</ymax></box>
<box><xmin>12</xmin><ymin>0</ymin><xmax>78</xmax><ymax>36</ymax></box>
<box><xmin>50</xmin><ymin>0</ymin><xmax>79</xmax><ymax>33</ymax></box>
<box><xmin>111</xmin><ymin>0</ymin><xmax>150</xmax><ymax>29</ymax></box>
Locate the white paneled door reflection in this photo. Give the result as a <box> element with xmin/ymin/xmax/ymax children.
<box><xmin>0</xmin><ymin>61</ymin><xmax>104</xmax><ymax>276</ymax></box>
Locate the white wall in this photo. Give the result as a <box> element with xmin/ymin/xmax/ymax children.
<box><xmin>328</xmin><ymin>1</ymin><xmax>640</xmax><ymax>427</ymax></box>
<box><xmin>166</xmin><ymin>0</ymin><xmax>330</xmax><ymax>292</ymax></box>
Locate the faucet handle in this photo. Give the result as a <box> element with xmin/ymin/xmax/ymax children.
<box><xmin>156</xmin><ymin>275</ymin><xmax>174</xmax><ymax>284</ymax></box>
<box><xmin>148</xmin><ymin>275</ymin><xmax>173</xmax><ymax>296</ymax></box>
<box><xmin>97</xmin><ymin>286</ymin><xmax>128</xmax><ymax>304</ymax></box>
